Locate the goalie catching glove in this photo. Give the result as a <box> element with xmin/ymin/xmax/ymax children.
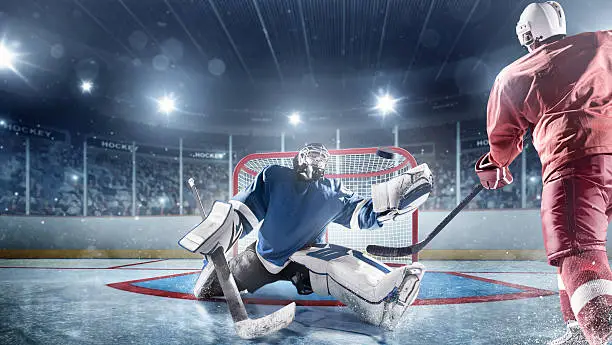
<box><xmin>372</xmin><ymin>163</ymin><xmax>433</xmax><ymax>222</ymax></box>
<box><xmin>475</xmin><ymin>152</ymin><xmax>513</xmax><ymax>190</ymax></box>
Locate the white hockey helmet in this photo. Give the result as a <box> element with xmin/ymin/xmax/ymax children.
<box><xmin>516</xmin><ymin>1</ymin><xmax>566</xmax><ymax>49</ymax></box>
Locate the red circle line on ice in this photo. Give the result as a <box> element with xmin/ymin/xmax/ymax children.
<box><xmin>107</xmin><ymin>270</ymin><xmax>556</xmax><ymax>306</ymax></box>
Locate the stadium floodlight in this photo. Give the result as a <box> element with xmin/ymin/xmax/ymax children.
<box><xmin>375</xmin><ymin>94</ymin><xmax>398</xmax><ymax>115</ymax></box>
<box><xmin>0</xmin><ymin>40</ymin><xmax>28</xmax><ymax>81</ymax></box>
<box><xmin>157</xmin><ymin>95</ymin><xmax>176</xmax><ymax>114</ymax></box>
<box><xmin>156</xmin><ymin>95</ymin><xmax>176</xmax><ymax>115</ymax></box>
<box><xmin>0</xmin><ymin>44</ymin><xmax>15</xmax><ymax>70</ymax></box>
<box><xmin>288</xmin><ymin>112</ymin><xmax>301</xmax><ymax>125</ymax></box>
<box><xmin>0</xmin><ymin>120</ymin><xmax>5</xmax><ymax>126</ymax></box>
<box><xmin>80</xmin><ymin>80</ymin><xmax>93</xmax><ymax>94</ymax></box>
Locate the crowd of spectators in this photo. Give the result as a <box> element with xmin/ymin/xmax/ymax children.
<box><xmin>1</xmin><ymin>126</ymin><xmax>545</xmax><ymax>217</ymax></box>
<box><xmin>0</xmin><ymin>136</ymin><xmax>26</xmax><ymax>214</ymax></box>
<box><xmin>30</xmin><ymin>140</ymin><xmax>84</xmax><ymax>216</ymax></box>
<box><xmin>460</xmin><ymin>149</ymin><xmax>521</xmax><ymax>209</ymax></box>
<box><xmin>413</xmin><ymin>148</ymin><xmax>541</xmax><ymax>210</ymax></box>
<box><xmin>0</xmin><ymin>136</ymin><xmax>228</xmax><ymax>216</ymax></box>
<box><xmin>419</xmin><ymin>151</ymin><xmax>456</xmax><ymax>210</ymax></box>
<box><xmin>86</xmin><ymin>150</ymin><xmax>133</xmax><ymax>216</ymax></box>
<box><xmin>85</xmin><ymin>150</ymin><xmax>228</xmax><ymax>216</ymax></box>
<box><xmin>182</xmin><ymin>161</ymin><xmax>229</xmax><ymax>215</ymax></box>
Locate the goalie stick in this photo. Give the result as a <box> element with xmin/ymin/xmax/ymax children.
<box><xmin>187</xmin><ymin>178</ymin><xmax>296</xmax><ymax>339</ymax></box>
<box><xmin>366</xmin><ymin>183</ymin><xmax>484</xmax><ymax>257</ymax></box>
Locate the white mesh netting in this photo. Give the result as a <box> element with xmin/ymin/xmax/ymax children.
<box><xmin>232</xmin><ymin>147</ymin><xmax>418</xmax><ymax>263</ymax></box>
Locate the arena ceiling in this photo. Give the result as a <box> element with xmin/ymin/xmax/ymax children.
<box><xmin>0</xmin><ymin>0</ymin><xmax>610</xmax><ymax>134</ymax></box>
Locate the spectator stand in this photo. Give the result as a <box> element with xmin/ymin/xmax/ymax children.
<box><xmin>0</xmin><ymin>133</ymin><xmax>26</xmax><ymax>215</ymax></box>
<box><xmin>0</xmin><ymin>119</ymin><xmax>70</xmax><ymax>215</ymax></box>
<box><xmin>180</xmin><ymin>147</ymin><xmax>229</xmax><ymax>216</ymax></box>
<box><xmin>0</xmin><ymin>119</ymin><xmax>545</xmax><ymax>217</ymax></box>
<box><xmin>85</xmin><ymin>137</ymin><xmax>230</xmax><ymax>217</ymax></box>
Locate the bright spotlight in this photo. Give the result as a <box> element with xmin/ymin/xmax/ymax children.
<box><xmin>289</xmin><ymin>112</ymin><xmax>301</xmax><ymax>125</ymax></box>
<box><xmin>375</xmin><ymin>94</ymin><xmax>398</xmax><ymax>115</ymax></box>
<box><xmin>0</xmin><ymin>120</ymin><xmax>5</xmax><ymax>126</ymax></box>
<box><xmin>0</xmin><ymin>44</ymin><xmax>15</xmax><ymax>70</ymax></box>
<box><xmin>80</xmin><ymin>80</ymin><xmax>93</xmax><ymax>94</ymax></box>
<box><xmin>0</xmin><ymin>40</ymin><xmax>28</xmax><ymax>81</ymax></box>
<box><xmin>157</xmin><ymin>95</ymin><xmax>176</xmax><ymax>114</ymax></box>
<box><xmin>159</xmin><ymin>196</ymin><xmax>167</xmax><ymax>205</ymax></box>
<box><xmin>72</xmin><ymin>174</ymin><xmax>79</xmax><ymax>181</ymax></box>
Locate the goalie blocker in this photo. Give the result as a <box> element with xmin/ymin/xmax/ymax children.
<box><xmin>179</xmin><ymin>199</ymin><xmax>258</xmax><ymax>256</ymax></box>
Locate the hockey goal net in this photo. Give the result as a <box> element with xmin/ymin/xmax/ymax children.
<box><xmin>232</xmin><ymin>147</ymin><xmax>419</xmax><ymax>263</ymax></box>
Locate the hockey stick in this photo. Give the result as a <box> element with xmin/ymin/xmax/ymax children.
<box><xmin>186</xmin><ymin>178</ymin><xmax>296</xmax><ymax>339</ymax></box>
<box><xmin>366</xmin><ymin>183</ymin><xmax>484</xmax><ymax>257</ymax></box>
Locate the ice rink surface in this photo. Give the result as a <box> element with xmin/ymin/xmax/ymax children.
<box><xmin>0</xmin><ymin>259</ymin><xmax>572</xmax><ymax>345</ymax></box>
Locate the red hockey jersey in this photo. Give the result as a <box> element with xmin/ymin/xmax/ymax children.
<box><xmin>486</xmin><ymin>30</ymin><xmax>612</xmax><ymax>183</ymax></box>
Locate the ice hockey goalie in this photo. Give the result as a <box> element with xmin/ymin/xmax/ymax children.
<box><xmin>179</xmin><ymin>142</ymin><xmax>433</xmax><ymax>329</ymax></box>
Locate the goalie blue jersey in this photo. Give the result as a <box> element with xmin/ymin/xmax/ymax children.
<box><xmin>232</xmin><ymin>165</ymin><xmax>381</xmax><ymax>270</ymax></box>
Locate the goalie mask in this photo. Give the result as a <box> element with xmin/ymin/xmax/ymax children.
<box><xmin>293</xmin><ymin>143</ymin><xmax>330</xmax><ymax>181</ymax></box>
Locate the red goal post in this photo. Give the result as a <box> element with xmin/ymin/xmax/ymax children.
<box><xmin>231</xmin><ymin>147</ymin><xmax>419</xmax><ymax>263</ymax></box>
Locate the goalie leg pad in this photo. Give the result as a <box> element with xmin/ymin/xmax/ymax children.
<box><xmin>372</xmin><ymin>163</ymin><xmax>433</xmax><ymax>222</ymax></box>
<box><xmin>289</xmin><ymin>244</ymin><xmax>425</xmax><ymax>329</ymax></box>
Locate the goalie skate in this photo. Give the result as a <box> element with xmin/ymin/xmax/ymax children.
<box><xmin>328</xmin><ymin>261</ymin><xmax>425</xmax><ymax>330</ymax></box>
<box><xmin>378</xmin><ymin>263</ymin><xmax>424</xmax><ymax>329</ymax></box>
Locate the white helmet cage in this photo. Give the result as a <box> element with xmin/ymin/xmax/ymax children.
<box><xmin>293</xmin><ymin>143</ymin><xmax>330</xmax><ymax>180</ymax></box>
<box><xmin>516</xmin><ymin>1</ymin><xmax>566</xmax><ymax>49</ymax></box>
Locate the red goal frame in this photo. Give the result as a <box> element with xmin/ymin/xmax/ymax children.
<box><xmin>232</xmin><ymin>147</ymin><xmax>419</xmax><ymax>262</ymax></box>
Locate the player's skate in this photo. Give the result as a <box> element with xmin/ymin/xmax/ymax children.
<box><xmin>291</xmin><ymin>244</ymin><xmax>425</xmax><ymax>329</ymax></box>
<box><xmin>547</xmin><ymin>321</ymin><xmax>588</xmax><ymax>345</ymax></box>
<box><xmin>373</xmin><ymin>163</ymin><xmax>433</xmax><ymax>222</ymax></box>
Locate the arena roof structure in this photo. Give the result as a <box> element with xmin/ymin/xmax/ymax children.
<box><xmin>0</xmin><ymin>0</ymin><xmax>609</xmax><ymax>133</ymax></box>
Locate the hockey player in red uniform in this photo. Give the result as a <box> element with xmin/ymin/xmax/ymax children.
<box><xmin>474</xmin><ymin>2</ymin><xmax>612</xmax><ymax>344</ymax></box>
